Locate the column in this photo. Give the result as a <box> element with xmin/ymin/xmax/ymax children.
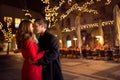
<box><xmin>55</xmin><ymin>23</ymin><xmax>63</xmax><ymax>48</ymax></box>
<box><xmin>75</xmin><ymin>15</ymin><xmax>82</xmax><ymax>54</ymax></box>
<box><xmin>98</xmin><ymin>20</ymin><xmax>104</xmax><ymax>45</ymax></box>
<box><xmin>113</xmin><ymin>5</ymin><xmax>120</xmax><ymax>46</ymax></box>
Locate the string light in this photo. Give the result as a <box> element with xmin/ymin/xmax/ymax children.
<box><xmin>0</xmin><ymin>22</ymin><xmax>3</xmax><ymax>29</ymax></box>
<box><xmin>60</xmin><ymin>2</ymin><xmax>98</xmax><ymax>21</ymax></box>
<box><xmin>105</xmin><ymin>0</ymin><xmax>112</xmax><ymax>5</ymax></box>
<box><xmin>22</xmin><ymin>9</ymin><xmax>32</xmax><ymax>19</ymax></box>
<box><xmin>1</xmin><ymin>17</ymin><xmax>13</xmax><ymax>42</ymax></box>
<box><xmin>41</xmin><ymin>0</ymin><xmax>50</xmax><ymax>4</ymax></box>
<box><xmin>4</xmin><ymin>17</ymin><xmax>12</xmax><ymax>27</ymax></box>
<box><xmin>81</xmin><ymin>20</ymin><xmax>114</xmax><ymax>29</ymax></box>
<box><xmin>1</xmin><ymin>28</ymin><xmax>13</xmax><ymax>42</ymax></box>
<box><xmin>41</xmin><ymin>0</ymin><xmax>112</xmax><ymax>28</ymax></box>
<box><xmin>44</xmin><ymin>0</ymin><xmax>65</xmax><ymax>28</ymax></box>
<box><xmin>96</xmin><ymin>0</ymin><xmax>101</xmax><ymax>2</ymax></box>
<box><xmin>62</xmin><ymin>20</ymin><xmax>114</xmax><ymax>32</ymax></box>
<box><xmin>68</xmin><ymin>0</ymin><xmax>72</xmax><ymax>5</ymax></box>
<box><xmin>62</xmin><ymin>27</ymin><xmax>72</xmax><ymax>32</ymax></box>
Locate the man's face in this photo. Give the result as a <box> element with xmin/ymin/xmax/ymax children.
<box><xmin>33</xmin><ymin>22</ymin><xmax>43</xmax><ymax>34</ymax></box>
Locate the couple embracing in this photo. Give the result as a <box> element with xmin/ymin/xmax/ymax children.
<box><xmin>16</xmin><ymin>18</ymin><xmax>63</xmax><ymax>80</ymax></box>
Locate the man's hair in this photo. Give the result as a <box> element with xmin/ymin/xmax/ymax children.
<box><xmin>34</xmin><ymin>18</ymin><xmax>47</xmax><ymax>28</ymax></box>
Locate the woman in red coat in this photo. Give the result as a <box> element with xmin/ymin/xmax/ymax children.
<box><xmin>16</xmin><ymin>20</ymin><xmax>44</xmax><ymax>80</ymax></box>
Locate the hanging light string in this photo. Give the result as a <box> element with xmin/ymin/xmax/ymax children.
<box><xmin>41</xmin><ymin>0</ymin><xmax>112</xmax><ymax>28</ymax></box>
<box><xmin>1</xmin><ymin>28</ymin><xmax>13</xmax><ymax>42</ymax></box>
<box><xmin>62</xmin><ymin>20</ymin><xmax>114</xmax><ymax>32</ymax></box>
<box><xmin>60</xmin><ymin>0</ymin><xmax>98</xmax><ymax>21</ymax></box>
<box><xmin>68</xmin><ymin>0</ymin><xmax>72</xmax><ymax>5</ymax></box>
<box><xmin>0</xmin><ymin>22</ymin><xmax>3</xmax><ymax>29</ymax></box>
<box><xmin>41</xmin><ymin>0</ymin><xmax>50</xmax><ymax>4</ymax></box>
<box><xmin>105</xmin><ymin>0</ymin><xmax>112</xmax><ymax>5</ymax></box>
<box><xmin>81</xmin><ymin>20</ymin><xmax>114</xmax><ymax>29</ymax></box>
<box><xmin>44</xmin><ymin>0</ymin><xmax>65</xmax><ymax>28</ymax></box>
<box><xmin>0</xmin><ymin>17</ymin><xmax>13</xmax><ymax>42</ymax></box>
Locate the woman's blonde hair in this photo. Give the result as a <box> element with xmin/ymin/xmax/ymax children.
<box><xmin>16</xmin><ymin>20</ymin><xmax>34</xmax><ymax>49</ymax></box>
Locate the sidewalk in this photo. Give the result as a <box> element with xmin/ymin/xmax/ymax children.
<box><xmin>0</xmin><ymin>51</ymin><xmax>120</xmax><ymax>80</ymax></box>
<box><xmin>61</xmin><ymin>58</ymin><xmax>120</xmax><ymax>80</ymax></box>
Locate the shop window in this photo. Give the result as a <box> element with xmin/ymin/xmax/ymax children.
<box><xmin>67</xmin><ymin>40</ymin><xmax>72</xmax><ymax>48</ymax></box>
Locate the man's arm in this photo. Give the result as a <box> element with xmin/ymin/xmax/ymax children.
<box><xmin>37</xmin><ymin>36</ymin><xmax>59</xmax><ymax>65</ymax></box>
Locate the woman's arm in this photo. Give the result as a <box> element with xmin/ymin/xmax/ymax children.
<box><xmin>27</xmin><ymin>40</ymin><xmax>44</xmax><ymax>62</ymax></box>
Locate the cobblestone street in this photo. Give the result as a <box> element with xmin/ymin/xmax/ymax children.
<box><xmin>0</xmin><ymin>52</ymin><xmax>120</xmax><ymax>80</ymax></box>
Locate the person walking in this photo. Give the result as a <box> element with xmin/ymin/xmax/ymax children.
<box><xmin>34</xmin><ymin>18</ymin><xmax>64</xmax><ymax>80</ymax></box>
<box><xmin>16</xmin><ymin>20</ymin><xmax>44</xmax><ymax>80</ymax></box>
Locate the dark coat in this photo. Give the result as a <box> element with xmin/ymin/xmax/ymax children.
<box><xmin>37</xmin><ymin>30</ymin><xmax>64</xmax><ymax>80</ymax></box>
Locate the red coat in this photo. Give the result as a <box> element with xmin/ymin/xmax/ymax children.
<box><xmin>21</xmin><ymin>39</ymin><xmax>44</xmax><ymax>80</ymax></box>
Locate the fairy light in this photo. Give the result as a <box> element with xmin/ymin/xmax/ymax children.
<box><xmin>105</xmin><ymin>0</ymin><xmax>112</xmax><ymax>5</ymax></box>
<box><xmin>1</xmin><ymin>17</ymin><xmax>13</xmax><ymax>42</ymax></box>
<box><xmin>44</xmin><ymin>0</ymin><xmax>65</xmax><ymax>28</ymax></box>
<box><xmin>1</xmin><ymin>28</ymin><xmax>13</xmax><ymax>42</ymax></box>
<box><xmin>68</xmin><ymin>0</ymin><xmax>72</xmax><ymax>5</ymax></box>
<box><xmin>81</xmin><ymin>20</ymin><xmax>114</xmax><ymax>29</ymax></box>
<box><xmin>62</xmin><ymin>20</ymin><xmax>114</xmax><ymax>32</ymax></box>
<box><xmin>41</xmin><ymin>0</ymin><xmax>50</xmax><ymax>4</ymax></box>
<box><xmin>0</xmin><ymin>22</ymin><xmax>3</xmax><ymax>29</ymax></box>
<box><xmin>22</xmin><ymin>9</ymin><xmax>32</xmax><ymax>19</ymax></box>
<box><xmin>4</xmin><ymin>17</ymin><xmax>12</xmax><ymax>27</ymax></box>
<box><xmin>60</xmin><ymin>0</ymin><xmax>97</xmax><ymax>21</ymax></box>
<box><xmin>41</xmin><ymin>0</ymin><xmax>112</xmax><ymax>28</ymax></box>
<box><xmin>96</xmin><ymin>0</ymin><xmax>101</xmax><ymax>2</ymax></box>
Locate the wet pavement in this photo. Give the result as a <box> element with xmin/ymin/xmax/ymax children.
<box><xmin>0</xmin><ymin>51</ymin><xmax>120</xmax><ymax>80</ymax></box>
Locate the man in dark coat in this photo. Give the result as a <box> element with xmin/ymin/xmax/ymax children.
<box><xmin>34</xmin><ymin>18</ymin><xmax>64</xmax><ymax>80</ymax></box>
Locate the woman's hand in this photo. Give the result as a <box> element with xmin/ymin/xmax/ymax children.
<box><xmin>28</xmin><ymin>58</ymin><xmax>38</xmax><ymax>64</ymax></box>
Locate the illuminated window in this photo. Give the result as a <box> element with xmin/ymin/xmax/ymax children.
<box><xmin>67</xmin><ymin>40</ymin><xmax>72</xmax><ymax>48</ymax></box>
<box><xmin>15</xmin><ymin>18</ymin><xmax>21</xmax><ymax>28</ymax></box>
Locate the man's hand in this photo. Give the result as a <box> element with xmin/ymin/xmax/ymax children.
<box><xmin>45</xmin><ymin>50</ymin><xmax>49</xmax><ymax>53</ymax></box>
